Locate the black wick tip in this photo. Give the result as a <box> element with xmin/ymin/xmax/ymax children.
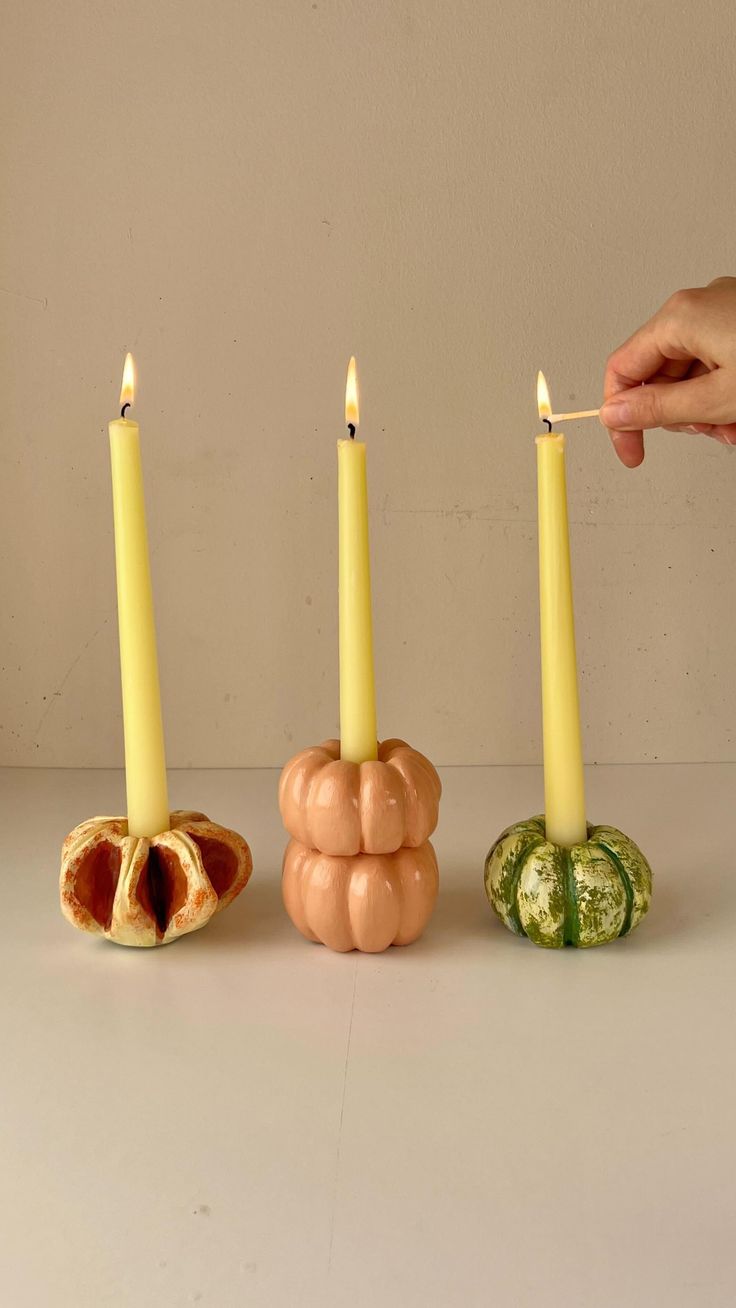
<box><xmin>543</xmin><ymin>417</ymin><xmax>552</xmax><ymax>433</ymax></box>
<box><xmin>347</xmin><ymin>423</ymin><xmax>356</xmax><ymax>439</ymax></box>
<box><xmin>121</xmin><ymin>402</ymin><xmax>131</xmax><ymax>419</ymax></box>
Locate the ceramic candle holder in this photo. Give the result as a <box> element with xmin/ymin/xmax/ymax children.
<box><xmin>483</xmin><ymin>816</ymin><xmax>652</xmax><ymax>949</ymax></box>
<box><xmin>60</xmin><ymin>810</ymin><xmax>252</xmax><ymax>947</ymax></box>
<box><xmin>279</xmin><ymin>738</ymin><xmax>441</xmax><ymax>953</ymax></box>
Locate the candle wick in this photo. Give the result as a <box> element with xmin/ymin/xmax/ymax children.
<box><xmin>121</xmin><ymin>402</ymin><xmax>131</xmax><ymax>419</ymax></box>
<box><xmin>543</xmin><ymin>417</ymin><xmax>552</xmax><ymax>433</ymax></box>
<box><xmin>347</xmin><ymin>423</ymin><xmax>356</xmax><ymax>439</ymax></box>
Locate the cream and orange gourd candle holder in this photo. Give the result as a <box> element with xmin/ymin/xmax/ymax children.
<box><xmin>59</xmin><ymin>356</ymin><xmax>252</xmax><ymax>947</ymax></box>
<box><xmin>483</xmin><ymin>374</ymin><xmax>652</xmax><ymax>948</ymax></box>
<box><xmin>279</xmin><ymin>359</ymin><xmax>441</xmax><ymax>953</ymax></box>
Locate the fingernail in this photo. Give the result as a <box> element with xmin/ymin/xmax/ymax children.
<box><xmin>600</xmin><ymin>399</ymin><xmax>633</xmax><ymax>427</ymax></box>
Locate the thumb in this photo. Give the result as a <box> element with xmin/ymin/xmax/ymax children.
<box><xmin>599</xmin><ymin>371</ymin><xmax>733</xmax><ymax>432</ymax></box>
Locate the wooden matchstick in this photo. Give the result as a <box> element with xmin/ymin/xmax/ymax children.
<box><xmin>548</xmin><ymin>408</ymin><xmax>600</xmax><ymax>423</ymax></box>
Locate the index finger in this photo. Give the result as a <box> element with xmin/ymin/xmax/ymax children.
<box><xmin>602</xmin><ymin>303</ymin><xmax>697</xmax><ymax>465</ymax></box>
<box><xmin>604</xmin><ymin>323</ymin><xmax>689</xmax><ymax>400</ymax></box>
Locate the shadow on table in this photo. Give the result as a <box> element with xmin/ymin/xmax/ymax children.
<box><xmin>184</xmin><ymin>869</ymin><xmax>291</xmax><ymax>952</ymax></box>
<box><xmin>421</xmin><ymin>872</ymin><xmax>495</xmax><ymax>950</ymax></box>
<box><xmin>623</xmin><ymin>867</ymin><xmax>734</xmax><ymax>951</ymax></box>
<box><xmin>421</xmin><ymin>860</ymin><xmax>734</xmax><ymax>957</ymax></box>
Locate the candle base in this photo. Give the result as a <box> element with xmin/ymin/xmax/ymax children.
<box><xmin>483</xmin><ymin>816</ymin><xmax>652</xmax><ymax>949</ymax></box>
<box><xmin>60</xmin><ymin>810</ymin><xmax>252</xmax><ymax>947</ymax></box>
<box><xmin>279</xmin><ymin>737</ymin><xmax>441</xmax><ymax>952</ymax></box>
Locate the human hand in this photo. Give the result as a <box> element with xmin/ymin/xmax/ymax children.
<box><xmin>600</xmin><ymin>276</ymin><xmax>736</xmax><ymax>467</ymax></box>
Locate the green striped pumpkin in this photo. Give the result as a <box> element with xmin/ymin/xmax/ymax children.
<box><xmin>484</xmin><ymin>816</ymin><xmax>652</xmax><ymax>949</ymax></box>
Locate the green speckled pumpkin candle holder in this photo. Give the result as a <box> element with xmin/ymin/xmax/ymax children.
<box><xmin>484</xmin><ymin>816</ymin><xmax>652</xmax><ymax>949</ymax></box>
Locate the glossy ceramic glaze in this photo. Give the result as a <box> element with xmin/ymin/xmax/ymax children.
<box><xmin>60</xmin><ymin>809</ymin><xmax>252</xmax><ymax>946</ymax></box>
<box><xmin>279</xmin><ymin>738</ymin><xmax>441</xmax><ymax>856</ymax></box>
<box><xmin>484</xmin><ymin>815</ymin><xmax>652</xmax><ymax>948</ymax></box>
<box><xmin>282</xmin><ymin>837</ymin><xmax>439</xmax><ymax>953</ymax></box>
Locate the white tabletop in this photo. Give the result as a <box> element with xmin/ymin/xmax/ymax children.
<box><xmin>1</xmin><ymin>762</ymin><xmax>734</xmax><ymax>1307</ymax></box>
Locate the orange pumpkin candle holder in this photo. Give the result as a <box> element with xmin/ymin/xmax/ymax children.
<box><xmin>60</xmin><ymin>810</ymin><xmax>252</xmax><ymax>947</ymax></box>
<box><xmin>279</xmin><ymin>738</ymin><xmax>441</xmax><ymax>952</ymax></box>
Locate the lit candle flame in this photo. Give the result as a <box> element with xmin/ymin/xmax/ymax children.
<box><xmin>537</xmin><ymin>371</ymin><xmax>552</xmax><ymax>423</ymax></box>
<box><xmin>345</xmin><ymin>356</ymin><xmax>359</xmax><ymax>430</ymax></box>
<box><xmin>119</xmin><ymin>352</ymin><xmax>136</xmax><ymax>410</ymax></box>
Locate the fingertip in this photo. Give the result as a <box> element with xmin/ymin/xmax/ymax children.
<box><xmin>609</xmin><ymin>429</ymin><xmax>645</xmax><ymax>468</ymax></box>
<box><xmin>713</xmin><ymin>428</ymin><xmax>736</xmax><ymax>446</ymax></box>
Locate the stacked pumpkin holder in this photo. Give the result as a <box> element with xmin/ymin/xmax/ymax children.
<box><xmin>279</xmin><ymin>738</ymin><xmax>442</xmax><ymax>953</ymax></box>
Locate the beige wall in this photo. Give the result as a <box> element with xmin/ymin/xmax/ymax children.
<box><xmin>2</xmin><ymin>0</ymin><xmax>735</xmax><ymax>768</ymax></box>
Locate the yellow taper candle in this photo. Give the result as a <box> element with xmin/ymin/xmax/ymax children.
<box><xmin>536</xmin><ymin>372</ymin><xmax>587</xmax><ymax>847</ymax></box>
<box><xmin>338</xmin><ymin>356</ymin><xmax>378</xmax><ymax>763</ymax></box>
<box><xmin>108</xmin><ymin>354</ymin><xmax>170</xmax><ymax>838</ymax></box>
